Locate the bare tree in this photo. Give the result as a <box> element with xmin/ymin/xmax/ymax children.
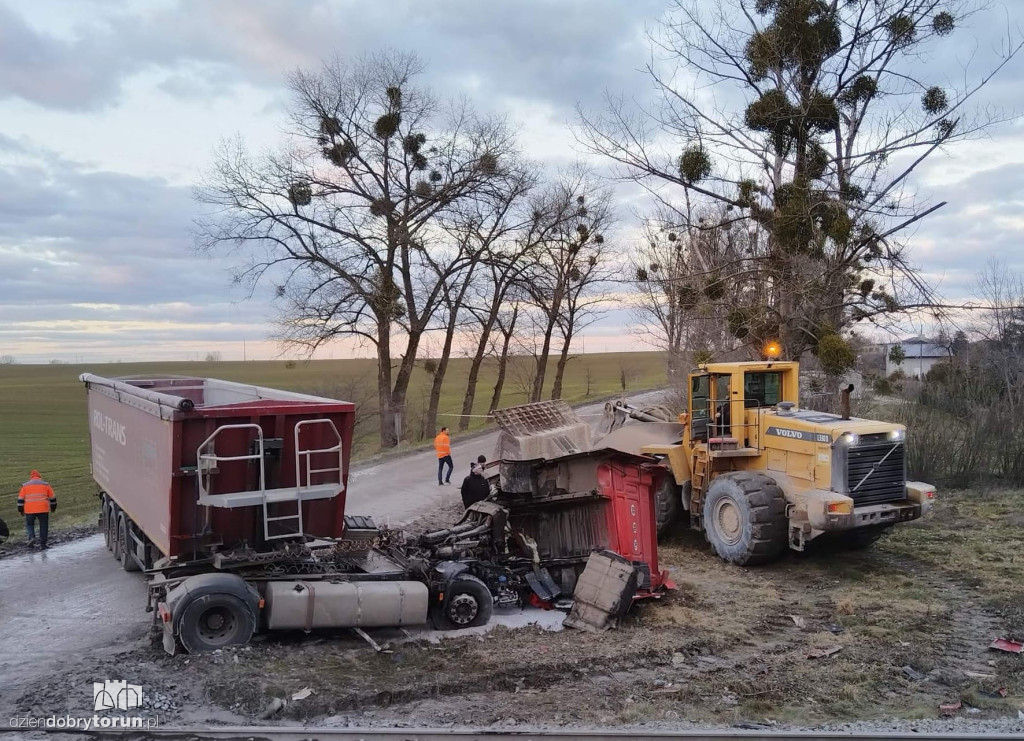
<box><xmin>488</xmin><ymin>301</ymin><xmax>522</xmax><ymax>414</ymax></box>
<box><xmin>455</xmin><ymin>166</ymin><xmax>541</xmax><ymax>429</ymax></box>
<box><xmin>524</xmin><ymin>167</ymin><xmax>615</xmax><ymax>402</ymax></box>
<box><xmin>579</xmin><ymin>0</ymin><xmax>1021</xmax><ymax>369</ymax></box>
<box><xmin>630</xmin><ymin>205</ymin><xmax>751</xmax><ymax>377</ymax></box>
<box><xmin>196</xmin><ymin>52</ymin><xmax>516</xmax><ymax>447</ymax></box>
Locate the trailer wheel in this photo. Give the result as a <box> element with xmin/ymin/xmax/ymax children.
<box><xmin>118</xmin><ymin>514</ymin><xmax>140</xmax><ymax>572</ymax></box>
<box><xmin>702</xmin><ymin>472</ymin><xmax>787</xmax><ymax>566</ymax></box>
<box><xmin>431</xmin><ymin>575</ymin><xmax>493</xmax><ymax>630</ymax></box>
<box><xmin>654</xmin><ymin>476</ymin><xmax>681</xmax><ymax>535</ymax></box>
<box><xmin>178</xmin><ymin>594</ymin><xmax>256</xmax><ymax>653</ymax></box>
<box><xmin>103</xmin><ymin>500</ymin><xmax>116</xmax><ymax>551</ymax></box>
<box><xmin>111</xmin><ymin>508</ymin><xmax>122</xmax><ymax>560</ymax></box>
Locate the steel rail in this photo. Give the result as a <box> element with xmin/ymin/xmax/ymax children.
<box><xmin>72</xmin><ymin>725</ymin><xmax>1024</xmax><ymax>740</ymax></box>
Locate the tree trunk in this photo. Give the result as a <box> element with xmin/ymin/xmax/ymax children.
<box><xmin>550</xmin><ymin>329</ymin><xmax>574</xmax><ymax>400</ymax></box>
<box><xmin>423</xmin><ymin>300</ymin><xmax>465</xmax><ymax>439</ymax></box>
<box><xmin>376</xmin><ymin>319</ymin><xmax>397</xmax><ymax>448</ymax></box>
<box><xmin>460</xmin><ymin>301</ymin><xmax>500</xmax><ymax>431</ymax></box>
<box><xmin>530</xmin><ymin>312</ymin><xmax>558</xmax><ymax>403</ymax></box>
<box><xmin>489</xmin><ymin>306</ymin><xmax>519</xmax><ymax>414</ymax></box>
<box><xmin>387</xmin><ymin>328</ymin><xmax>424</xmax><ymax>445</ymax></box>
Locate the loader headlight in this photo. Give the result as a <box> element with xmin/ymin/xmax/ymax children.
<box><xmin>841</xmin><ymin>432</ymin><xmax>859</xmax><ymax>446</ymax></box>
<box><xmin>888</xmin><ymin>429</ymin><xmax>905</xmax><ymax>441</ymax></box>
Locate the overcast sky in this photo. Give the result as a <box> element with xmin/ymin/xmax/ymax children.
<box><xmin>0</xmin><ymin>0</ymin><xmax>1021</xmax><ymax>363</ymax></box>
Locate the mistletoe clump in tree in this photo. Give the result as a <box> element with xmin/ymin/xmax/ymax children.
<box><xmin>580</xmin><ymin>0</ymin><xmax>1019</xmax><ymax>371</ymax></box>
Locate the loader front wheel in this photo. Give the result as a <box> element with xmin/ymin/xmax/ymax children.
<box><xmin>654</xmin><ymin>475</ymin><xmax>681</xmax><ymax>535</ymax></box>
<box><xmin>703</xmin><ymin>472</ymin><xmax>787</xmax><ymax>565</ymax></box>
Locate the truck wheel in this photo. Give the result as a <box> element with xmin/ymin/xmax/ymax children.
<box><xmin>111</xmin><ymin>509</ymin><xmax>122</xmax><ymax>560</ymax></box>
<box><xmin>118</xmin><ymin>514</ymin><xmax>140</xmax><ymax>572</ymax></box>
<box><xmin>654</xmin><ymin>476</ymin><xmax>681</xmax><ymax>535</ymax></box>
<box><xmin>702</xmin><ymin>472</ymin><xmax>787</xmax><ymax>566</ymax></box>
<box><xmin>103</xmin><ymin>501</ymin><xmax>116</xmax><ymax>552</ymax></box>
<box><xmin>431</xmin><ymin>575</ymin><xmax>493</xmax><ymax>630</ymax></box>
<box><xmin>178</xmin><ymin>594</ymin><xmax>256</xmax><ymax>653</ymax></box>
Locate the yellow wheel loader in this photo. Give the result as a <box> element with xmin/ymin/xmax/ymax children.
<box><xmin>603</xmin><ymin>359</ymin><xmax>935</xmax><ymax>565</ymax></box>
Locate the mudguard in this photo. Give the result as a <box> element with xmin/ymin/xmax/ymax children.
<box><xmin>165</xmin><ymin>572</ymin><xmax>261</xmax><ymax>635</ymax></box>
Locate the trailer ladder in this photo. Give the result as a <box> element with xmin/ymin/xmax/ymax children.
<box><xmin>195</xmin><ymin>422</ymin><xmax>345</xmax><ymax>542</ymax></box>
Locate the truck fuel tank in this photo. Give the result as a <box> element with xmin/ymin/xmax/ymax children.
<box><xmin>263</xmin><ymin>580</ymin><xmax>429</xmax><ymax>630</ymax></box>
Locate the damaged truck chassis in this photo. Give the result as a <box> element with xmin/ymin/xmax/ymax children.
<box><xmin>83</xmin><ymin>376</ymin><xmax>669</xmax><ymax>653</ymax></box>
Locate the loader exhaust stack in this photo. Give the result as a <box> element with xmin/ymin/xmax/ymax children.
<box><xmin>840</xmin><ymin>384</ymin><xmax>855</xmax><ymax>420</ymax></box>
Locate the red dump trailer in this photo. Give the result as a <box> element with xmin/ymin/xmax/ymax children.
<box><xmin>82</xmin><ymin>374</ymin><xmax>356</xmax><ymax>564</ymax></box>
<box><xmin>81</xmin><ymin>375</ymin><xmax>493</xmax><ymax>653</ymax></box>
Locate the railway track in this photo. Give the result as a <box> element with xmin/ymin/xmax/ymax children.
<box><xmin>86</xmin><ymin>726</ymin><xmax>1024</xmax><ymax>740</ymax></box>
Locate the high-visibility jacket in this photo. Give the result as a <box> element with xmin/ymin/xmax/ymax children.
<box><xmin>18</xmin><ymin>476</ymin><xmax>56</xmax><ymax>515</ymax></box>
<box><xmin>434</xmin><ymin>432</ymin><xmax>451</xmax><ymax>459</ymax></box>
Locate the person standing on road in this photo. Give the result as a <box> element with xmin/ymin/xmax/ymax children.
<box><xmin>17</xmin><ymin>469</ymin><xmax>56</xmax><ymax>549</ymax></box>
<box><xmin>460</xmin><ymin>465</ymin><xmax>490</xmax><ymax>508</ymax></box>
<box><xmin>434</xmin><ymin>427</ymin><xmax>453</xmax><ymax>485</ymax></box>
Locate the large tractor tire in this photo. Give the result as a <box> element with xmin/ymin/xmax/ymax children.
<box><xmin>702</xmin><ymin>471</ymin><xmax>787</xmax><ymax>565</ymax></box>
<box><xmin>430</xmin><ymin>575</ymin><xmax>493</xmax><ymax>630</ymax></box>
<box><xmin>654</xmin><ymin>475</ymin><xmax>682</xmax><ymax>535</ymax></box>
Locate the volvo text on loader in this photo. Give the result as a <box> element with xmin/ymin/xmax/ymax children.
<box><xmin>604</xmin><ymin>356</ymin><xmax>935</xmax><ymax>565</ymax></box>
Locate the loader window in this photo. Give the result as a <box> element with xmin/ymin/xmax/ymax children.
<box><xmin>744</xmin><ymin>371</ymin><xmax>783</xmax><ymax>408</ymax></box>
<box><xmin>690</xmin><ymin>374</ymin><xmax>710</xmax><ymax>440</ymax></box>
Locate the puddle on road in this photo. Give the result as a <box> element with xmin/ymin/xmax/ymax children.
<box><xmin>404</xmin><ymin>606</ymin><xmax>566</xmax><ymax>644</ymax></box>
<box><xmin>0</xmin><ymin>533</ymin><xmax>105</xmax><ymax>575</ymax></box>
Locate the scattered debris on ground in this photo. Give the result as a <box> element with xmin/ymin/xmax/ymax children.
<box><xmin>5</xmin><ymin>488</ymin><xmax>1024</xmax><ymax>732</ymax></box>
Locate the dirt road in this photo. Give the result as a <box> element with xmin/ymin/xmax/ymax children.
<box><xmin>0</xmin><ymin>390</ymin><xmax>665</xmax><ymax>697</ymax></box>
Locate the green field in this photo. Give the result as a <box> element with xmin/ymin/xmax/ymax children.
<box><xmin>0</xmin><ymin>351</ymin><xmax>667</xmax><ymax>540</ymax></box>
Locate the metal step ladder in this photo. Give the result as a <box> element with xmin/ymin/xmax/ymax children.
<box><xmin>195</xmin><ymin>420</ymin><xmax>345</xmax><ymax>542</ymax></box>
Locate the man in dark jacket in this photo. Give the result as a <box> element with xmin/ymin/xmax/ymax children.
<box><xmin>460</xmin><ymin>465</ymin><xmax>490</xmax><ymax>509</ymax></box>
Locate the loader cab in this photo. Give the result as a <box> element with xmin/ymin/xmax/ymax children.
<box><xmin>688</xmin><ymin>361</ymin><xmax>800</xmax><ymax>446</ymax></box>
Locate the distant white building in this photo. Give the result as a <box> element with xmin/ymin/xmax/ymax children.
<box><xmin>885</xmin><ymin>336</ymin><xmax>949</xmax><ymax>379</ymax></box>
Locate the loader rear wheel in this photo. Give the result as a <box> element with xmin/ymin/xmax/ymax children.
<box><xmin>654</xmin><ymin>476</ymin><xmax>681</xmax><ymax>535</ymax></box>
<box><xmin>431</xmin><ymin>575</ymin><xmax>493</xmax><ymax>630</ymax></box>
<box><xmin>703</xmin><ymin>472</ymin><xmax>787</xmax><ymax>566</ymax></box>
<box><xmin>178</xmin><ymin>594</ymin><xmax>256</xmax><ymax>653</ymax></box>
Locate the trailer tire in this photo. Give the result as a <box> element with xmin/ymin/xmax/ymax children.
<box><xmin>111</xmin><ymin>508</ymin><xmax>122</xmax><ymax>560</ymax></box>
<box><xmin>177</xmin><ymin>593</ymin><xmax>256</xmax><ymax>653</ymax></box>
<box><xmin>103</xmin><ymin>500</ymin><xmax>117</xmax><ymax>552</ymax></box>
<box><xmin>431</xmin><ymin>575</ymin><xmax>493</xmax><ymax>630</ymax></box>
<box><xmin>654</xmin><ymin>475</ymin><xmax>681</xmax><ymax>535</ymax></box>
<box><xmin>118</xmin><ymin>514</ymin><xmax>140</xmax><ymax>572</ymax></box>
<box><xmin>702</xmin><ymin>472</ymin><xmax>787</xmax><ymax>566</ymax></box>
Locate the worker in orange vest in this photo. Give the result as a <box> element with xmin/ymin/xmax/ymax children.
<box><xmin>17</xmin><ymin>470</ymin><xmax>57</xmax><ymax>549</ymax></box>
<box><xmin>434</xmin><ymin>427</ymin><xmax>453</xmax><ymax>486</ymax></box>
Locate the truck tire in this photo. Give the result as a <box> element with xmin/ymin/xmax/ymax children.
<box><xmin>103</xmin><ymin>500</ymin><xmax>116</xmax><ymax>552</ymax></box>
<box><xmin>118</xmin><ymin>514</ymin><xmax>140</xmax><ymax>572</ymax></box>
<box><xmin>430</xmin><ymin>575</ymin><xmax>493</xmax><ymax>630</ymax></box>
<box><xmin>111</xmin><ymin>507</ymin><xmax>122</xmax><ymax>561</ymax></box>
<box><xmin>702</xmin><ymin>471</ymin><xmax>787</xmax><ymax>566</ymax></box>
<box><xmin>654</xmin><ymin>476</ymin><xmax>681</xmax><ymax>535</ymax></box>
<box><xmin>177</xmin><ymin>593</ymin><xmax>256</xmax><ymax>653</ymax></box>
